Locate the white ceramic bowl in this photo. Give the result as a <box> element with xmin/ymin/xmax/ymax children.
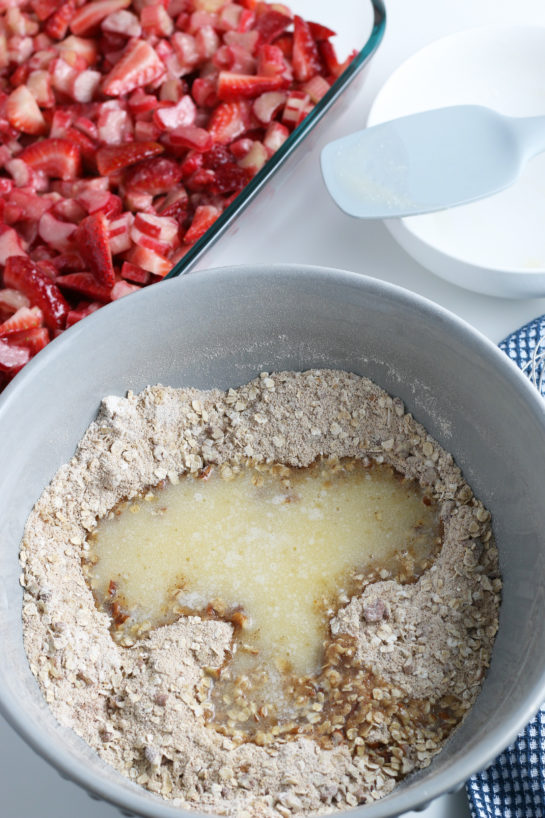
<box><xmin>368</xmin><ymin>25</ymin><xmax>545</xmax><ymax>299</ymax></box>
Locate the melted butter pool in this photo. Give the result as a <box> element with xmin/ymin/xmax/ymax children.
<box><xmin>87</xmin><ymin>459</ymin><xmax>440</xmax><ymax>679</ymax></box>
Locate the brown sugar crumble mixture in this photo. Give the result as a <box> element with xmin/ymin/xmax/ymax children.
<box><xmin>20</xmin><ymin>370</ymin><xmax>501</xmax><ymax>815</ymax></box>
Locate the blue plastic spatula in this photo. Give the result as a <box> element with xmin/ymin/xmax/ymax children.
<box><xmin>320</xmin><ymin>105</ymin><xmax>545</xmax><ymax>219</ymax></box>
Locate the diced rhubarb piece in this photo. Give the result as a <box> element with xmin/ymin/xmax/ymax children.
<box><xmin>0</xmin><ymin>338</ymin><xmax>30</xmax><ymax>372</ymax></box>
<box><xmin>70</xmin><ymin>69</ymin><xmax>102</xmax><ymax>103</ymax></box>
<box><xmin>121</xmin><ymin>260</ymin><xmax>150</xmax><ymax>284</ymax></box>
<box><xmin>125</xmin><ymin>244</ymin><xmax>171</xmax><ymax>277</ymax></box>
<box><xmin>281</xmin><ymin>90</ymin><xmax>312</xmax><ymax>128</ymax></box>
<box><xmin>56</xmin><ymin>35</ymin><xmax>98</xmax><ymax>67</ymax></box>
<box><xmin>0</xmin><ymin>288</ymin><xmax>30</xmax><ymax>314</ymax></box>
<box><xmin>38</xmin><ymin>211</ymin><xmax>78</xmax><ymax>252</ymax></box>
<box><xmin>0</xmin><ymin>305</ymin><xmax>43</xmax><ymax>337</ymax></box>
<box><xmin>26</xmin><ymin>69</ymin><xmax>54</xmax><ymax>107</ymax></box>
<box><xmin>45</xmin><ymin>0</ymin><xmax>76</xmax><ymax>40</ymax></box>
<box><xmin>302</xmin><ymin>74</ymin><xmax>330</xmax><ymax>103</ymax></box>
<box><xmin>6</xmin><ymin>85</ymin><xmax>46</xmax><ymax>135</ymax></box>
<box><xmin>124</xmin><ymin>157</ymin><xmax>183</xmax><ymax>196</ymax></box>
<box><xmin>102</xmin><ymin>38</ymin><xmax>166</xmax><ymax>96</ymax></box>
<box><xmin>237</xmin><ymin>139</ymin><xmax>267</xmax><ymax>172</ymax></box>
<box><xmin>207</xmin><ymin>100</ymin><xmax>251</xmax><ymax>144</ymax></box>
<box><xmin>292</xmin><ymin>15</ymin><xmax>321</xmax><ymax>82</ymax></box>
<box><xmin>108</xmin><ymin>211</ymin><xmax>133</xmax><ymax>254</ymax></box>
<box><xmin>156</xmin><ymin>186</ymin><xmax>188</xmax><ymax>219</ymax></box>
<box><xmin>19</xmin><ymin>139</ymin><xmax>81</xmax><ymax>180</ymax></box>
<box><xmin>191</xmin><ymin>76</ymin><xmax>217</xmax><ymax>108</ymax></box>
<box><xmin>70</xmin><ymin>0</ymin><xmax>131</xmax><ymax>35</ymax></box>
<box><xmin>75</xmin><ymin>212</ymin><xmax>115</xmax><ymax>287</ymax></box>
<box><xmin>252</xmin><ymin>89</ymin><xmax>286</xmax><ymax>123</ymax></box>
<box><xmin>96</xmin><ymin>102</ymin><xmax>132</xmax><ymax>145</ymax></box>
<box><xmin>3</xmin><ymin>256</ymin><xmax>69</xmax><ymax>330</ymax></box>
<box><xmin>153</xmin><ymin>94</ymin><xmax>196</xmax><ymax>131</ymax></box>
<box><xmin>96</xmin><ymin>141</ymin><xmax>164</xmax><ymax>175</ymax></box>
<box><xmin>0</xmin><ymin>224</ymin><xmax>27</xmax><ymax>265</ymax></box>
<box><xmin>111</xmin><ymin>279</ymin><xmax>140</xmax><ymax>299</ymax></box>
<box><xmin>171</xmin><ymin>31</ymin><xmax>200</xmax><ymax>71</ymax></box>
<box><xmin>183</xmin><ymin>203</ymin><xmax>221</xmax><ymax>244</ymax></box>
<box><xmin>57</xmin><ymin>272</ymin><xmax>112</xmax><ymax>302</ymax></box>
<box><xmin>7</xmin><ymin>326</ymin><xmax>49</xmax><ymax>355</ymax></box>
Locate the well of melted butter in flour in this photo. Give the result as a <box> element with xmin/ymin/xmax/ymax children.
<box><xmin>87</xmin><ymin>458</ymin><xmax>440</xmax><ymax>739</ymax></box>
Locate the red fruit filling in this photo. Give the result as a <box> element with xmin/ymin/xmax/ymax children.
<box><xmin>0</xmin><ymin>0</ymin><xmax>352</xmax><ymax>388</ymax></box>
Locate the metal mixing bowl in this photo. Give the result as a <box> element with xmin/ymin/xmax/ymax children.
<box><xmin>1</xmin><ymin>264</ymin><xmax>545</xmax><ymax>817</ymax></box>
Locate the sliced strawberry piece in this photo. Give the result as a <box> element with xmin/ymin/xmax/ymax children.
<box><xmin>207</xmin><ymin>100</ymin><xmax>251</xmax><ymax>145</ymax></box>
<box><xmin>45</xmin><ymin>0</ymin><xmax>76</xmax><ymax>40</ymax></box>
<box><xmin>7</xmin><ymin>326</ymin><xmax>50</xmax><ymax>355</ymax></box>
<box><xmin>75</xmin><ymin>212</ymin><xmax>115</xmax><ymax>287</ymax></box>
<box><xmin>70</xmin><ymin>0</ymin><xmax>131</xmax><ymax>35</ymax></box>
<box><xmin>292</xmin><ymin>15</ymin><xmax>321</xmax><ymax>82</ymax></box>
<box><xmin>30</xmin><ymin>0</ymin><xmax>60</xmax><ymax>22</ymax></box>
<box><xmin>307</xmin><ymin>21</ymin><xmax>336</xmax><ymax>41</ymax></box>
<box><xmin>6</xmin><ymin>85</ymin><xmax>46</xmax><ymax>136</ymax></box>
<box><xmin>38</xmin><ymin>212</ymin><xmax>78</xmax><ymax>253</ymax></box>
<box><xmin>57</xmin><ymin>272</ymin><xmax>112</xmax><ymax>302</ymax></box>
<box><xmin>153</xmin><ymin>95</ymin><xmax>196</xmax><ymax>132</ymax></box>
<box><xmin>3</xmin><ymin>256</ymin><xmax>69</xmax><ymax>331</ymax></box>
<box><xmin>254</xmin><ymin>10</ymin><xmax>291</xmax><ymax>44</ymax></box>
<box><xmin>124</xmin><ymin>157</ymin><xmax>183</xmax><ymax>196</ymax></box>
<box><xmin>19</xmin><ymin>139</ymin><xmax>81</xmax><ymax>180</ymax></box>
<box><xmin>65</xmin><ymin>300</ymin><xmax>102</xmax><ymax>327</ymax></box>
<box><xmin>183</xmin><ymin>204</ymin><xmax>221</xmax><ymax>244</ymax></box>
<box><xmin>156</xmin><ymin>187</ymin><xmax>189</xmax><ymax>220</ymax></box>
<box><xmin>96</xmin><ymin>141</ymin><xmax>164</xmax><ymax>176</ymax></box>
<box><xmin>0</xmin><ymin>338</ymin><xmax>30</xmax><ymax>372</ymax></box>
<box><xmin>102</xmin><ymin>38</ymin><xmax>166</xmax><ymax>96</ymax></box>
<box><xmin>0</xmin><ymin>306</ymin><xmax>43</xmax><ymax>337</ymax></box>
<box><xmin>217</xmin><ymin>71</ymin><xmax>287</xmax><ymax>101</ymax></box>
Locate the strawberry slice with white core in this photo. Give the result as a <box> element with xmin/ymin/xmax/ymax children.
<box><xmin>153</xmin><ymin>95</ymin><xmax>196</xmax><ymax>131</ymax></box>
<box><xmin>3</xmin><ymin>256</ymin><xmax>69</xmax><ymax>331</ymax></box>
<box><xmin>76</xmin><ymin>212</ymin><xmax>116</xmax><ymax>287</ymax></box>
<box><xmin>102</xmin><ymin>38</ymin><xmax>166</xmax><ymax>96</ymax></box>
<box><xmin>6</xmin><ymin>85</ymin><xmax>46</xmax><ymax>135</ymax></box>
<box><xmin>7</xmin><ymin>326</ymin><xmax>50</xmax><ymax>355</ymax></box>
<box><xmin>0</xmin><ymin>225</ymin><xmax>27</xmax><ymax>265</ymax></box>
<box><xmin>217</xmin><ymin>71</ymin><xmax>288</xmax><ymax>101</ymax></box>
<box><xmin>96</xmin><ymin>141</ymin><xmax>164</xmax><ymax>175</ymax></box>
<box><xmin>0</xmin><ymin>305</ymin><xmax>43</xmax><ymax>337</ymax></box>
<box><xmin>19</xmin><ymin>139</ymin><xmax>81</xmax><ymax>179</ymax></box>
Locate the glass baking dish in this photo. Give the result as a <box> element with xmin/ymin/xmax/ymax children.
<box><xmin>166</xmin><ymin>0</ymin><xmax>386</xmax><ymax>278</ymax></box>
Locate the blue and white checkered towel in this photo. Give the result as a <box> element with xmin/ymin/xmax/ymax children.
<box><xmin>466</xmin><ymin>314</ymin><xmax>545</xmax><ymax>818</ymax></box>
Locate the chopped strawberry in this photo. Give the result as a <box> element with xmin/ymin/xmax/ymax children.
<box><xmin>0</xmin><ymin>305</ymin><xmax>43</xmax><ymax>337</ymax></box>
<box><xmin>307</xmin><ymin>21</ymin><xmax>336</xmax><ymax>41</ymax></box>
<box><xmin>19</xmin><ymin>139</ymin><xmax>81</xmax><ymax>180</ymax></box>
<box><xmin>0</xmin><ymin>338</ymin><xmax>30</xmax><ymax>372</ymax></box>
<box><xmin>207</xmin><ymin>100</ymin><xmax>251</xmax><ymax>144</ymax></box>
<box><xmin>45</xmin><ymin>0</ymin><xmax>76</xmax><ymax>40</ymax></box>
<box><xmin>217</xmin><ymin>71</ymin><xmax>287</xmax><ymax>101</ymax></box>
<box><xmin>0</xmin><ymin>288</ymin><xmax>30</xmax><ymax>315</ymax></box>
<box><xmin>254</xmin><ymin>9</ymin><xmax>291</xmax><ymax>44</ymax></box>
<box><xmin>65</xmin><ymin>300</ymin><xmax>102</xmax><ymax>327</ymax></box>
<box><xmin>121</xmin><ymin>260</ymin><xmax>150</xmax><ymax>285</ymax></box>
<box><xmin>102</xmin><ymin>38</ymin><xmax>165</xmax><ymax>96</ymax></box>
<box><xmin>70</xmin><ymin>0</ymin><xmax>131</xmax><ymax>35</ymax></box>
<box><xmin>6</xmin><ymin>85</ymin><xmax>46</xmax><ymax>135</ymax></box>
<box><xmin>168</xmin><ymin>125</ymin><xmax>213</xmax><ymax>152</ymax></box>
<box><xmin>183</xmin><ymin>204</ymin><xmax>221</xmax><ymax>244</ymax></box>
<box><xmin>57</xmin><ymin>272</ymin><xmax>112</xmax><ymax>302</ymax></box>
<box><xmin>153</xmin><ymin>94</ymin><xmax>196</xmax><ymax>131</ymax></box>
<box><xmin>75</xmin><ymin>212</ymin><xmax>115</xmax><ymax>287</ymax></box>
<box><xmin>292</xmin><ymin>15</ymin><xmax>321</xmax><ymax>82</ymax></box>
<box><xmin>7</xmin><ymin>326</ymin><xmax>50</xmax><ymax>355</ymax></box>
<box><xmin>30</xmin><ymin>0</ymin><xmax>60</xmax><ymax>22</ymax></box>
<box><xmin>125</xmin><ymin>244</ymin><xmax>171</xmax><ymax>277</ymax></box>
<box><xmin>3</xmin><ymin>256</ymin><xmax>69</xmax><ymax>331</ymax></box>
<box><xmin>124</xmin><ymin>157</ymin><xmax>183</xmax><ymax>196</ymax></box>
<box><xmin>96</xmin><ymin>141</ymin><xmax>164</xmax><ymax>175</ymax></box>
<box><xmin>38</xmin><ymin>212</ymin><xmax>78</xmax><ymax>252</ymax></box>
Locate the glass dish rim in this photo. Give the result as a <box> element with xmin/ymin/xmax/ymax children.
<box><xmin>165</xmin><ymin>0</ymin><xmax>387</xmax><ymax>280</ymax></box>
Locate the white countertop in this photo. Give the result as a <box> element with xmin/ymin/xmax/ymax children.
<box><xmin>3</xmin><ymin>1</ymin><xmax>545</xmax><ymax>816</ymax></box>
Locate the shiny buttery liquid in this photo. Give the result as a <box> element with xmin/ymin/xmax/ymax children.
<box><xmin>87</xmin><ymin>459</ymin><xmax>440</xmax><ymax>737</ymax></box>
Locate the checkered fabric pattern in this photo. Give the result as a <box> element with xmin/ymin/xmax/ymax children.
<box><xmin>466</xmin><ymin>314</ymin><xmax>545</xmax><ymax>817</ymax></box>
